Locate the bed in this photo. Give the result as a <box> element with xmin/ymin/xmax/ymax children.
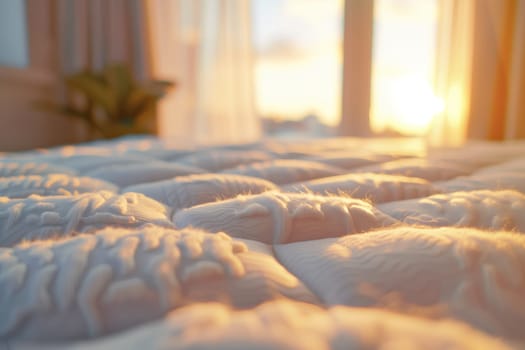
<box><xmin>1</xmin><ymin>136</ymin><xmax>524</xmax><ymax>349</ymax></box>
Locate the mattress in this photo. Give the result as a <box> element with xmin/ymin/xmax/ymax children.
<box><xmin>1</xmin><ymin>136</ymin><xmax>524</xmax><ymax>349</ymax></box>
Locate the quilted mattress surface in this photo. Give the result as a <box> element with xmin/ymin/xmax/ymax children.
<box><xmin>1</xmin><ymin>136</ymin><xmax>525</xmax><ymax>349</ymax></box>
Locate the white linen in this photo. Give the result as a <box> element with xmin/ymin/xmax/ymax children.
<box><xmin>1</xmin><ymin>137</ymin><xmax>524</xmax><ymax>349</ymax></box>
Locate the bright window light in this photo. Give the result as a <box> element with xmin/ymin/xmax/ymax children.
<box><xmin>252</xmin><ymin>0</ymin><xmax>440</xmax><ymax>137</ymax></box>
<box><xmin>371</xmin><ymin>0</ymin><xmax>441</xmax><ymax>136</ymax></box>
<box><xmin>252</xmin><ymin>0</ymin><xmax>344</xmax><ymax>134</ymax></box>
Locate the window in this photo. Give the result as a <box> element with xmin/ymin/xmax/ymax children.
<box><xmin>253</xmin><ymin>0</ymin><xmax>441</xmax><ymax>137</ymax></box>
<box><xmin>0</xmin><ymin>0</ymin><xmax>29</xmax><ymax>68</ymax></box>
<box><xmin>252</xmin><ymin>0</ymin><xmax>344</xmax><ymax>136</ymax></box>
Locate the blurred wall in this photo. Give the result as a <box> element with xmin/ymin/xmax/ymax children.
<box><xmin>0</xmin><ymin>0</ymin><xmax>87</xmax><ymax>152</ymax></box>
<box><xmin>0</xmin><ymin>68</ymin><xmax>86</xmax><ymax>152</ymax></box>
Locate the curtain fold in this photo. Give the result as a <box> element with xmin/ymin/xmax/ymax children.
<box><xmin>468</xmin><ymin>0</ymin><xmax>525</xmax><ymax>141</ymax></box>
<box><xmin>56</xmin><ymin>0</ymin><xmax>150</xmax><ymax>76</ymax></box>
<box><xmin>505</xmin><ymin>0</ymin><xmax>525</xmax><ymax>139</ymax></box>
<box><xmin>430</xmin><ymin>0</ymin><xmax>525</xmax><ymax>145</ymax></box>
<box><xmin>147</xmin><ymin>0</ymin><xmax>261</xmax><ymax>146</ymax></box>
<box><xmin>467</xmin><ymin>0</ymin><xmax>516</xmax><ymax>140</ymax></box>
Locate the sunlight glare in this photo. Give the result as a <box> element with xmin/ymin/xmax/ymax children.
<box><xmin>372</xmin><ymin>75</ymin><xmax>444</xmax><ymax>136</ymax></box>
<box><xmin>371</xmin><ymin>0</ymin><xmax>439</xmax><ymax>136</ymax></box>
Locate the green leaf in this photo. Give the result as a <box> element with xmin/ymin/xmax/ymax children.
<box><xmin>140</xmin><ymin>80</ymin><xmax>175</xmax><ymax>98</ymax></box>
<box><xmin>103</xmin><ymin>64</ymin><xmax>134</xmax><ymax>111</ymax></box>
<box><xmin>124</xmin><ymin>87</ymin><xmax>157</xmax><ymax>119</ymax></box>
<box><xmin>66</xmin><ymin>72</ymin><xmax>118</xmax><ymax>118</ymax></box>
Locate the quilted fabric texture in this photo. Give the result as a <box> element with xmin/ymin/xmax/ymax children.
<box><xmin>1</xmin><ymin>137</ymin><xmax>524</xmax><ymax>349</ymax></box>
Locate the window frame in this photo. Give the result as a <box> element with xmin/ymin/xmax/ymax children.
<box><xmin>340</xmin><ymin>0</ymin><xmax>374</xmax><ymax>137</ymax></box>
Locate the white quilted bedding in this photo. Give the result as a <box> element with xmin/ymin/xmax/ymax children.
<box><xmin>1</xmin><ymin>136</ymin><xmax>525</xmax><ymax>349</ymax></box>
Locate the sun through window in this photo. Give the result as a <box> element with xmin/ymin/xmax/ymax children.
<box><xmin>253</xmin><ymin>0</ymin><xmax>441</xmax><ymax>138</ymax></box>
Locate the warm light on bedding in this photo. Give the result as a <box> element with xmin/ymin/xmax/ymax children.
<box><xmin>1</xmin><ymin>136</ymin><xmax>525</xmax><ymax>349</ymax></box>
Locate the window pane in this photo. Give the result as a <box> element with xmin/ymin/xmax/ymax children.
<box><xmin>371</xmin><ymin>0</ymin><xmax>442</xmax><ymax>136</ymax></box>
<box><xmin>0</xmin><ymin>0</ymin><xmax>29</xmax><ymax>68</ymax></box>
<box><xmin>252</xmin><ymin>0</ymin><xmax>343</xmax><ymax>136</ymax></box>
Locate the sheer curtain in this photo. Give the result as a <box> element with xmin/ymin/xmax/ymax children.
<box><xmin>430</xmin><ymin>0</ymin><xmax>474</xmax><ymax>147</ymax></box>
<box><xmin>431</xmin><ymin>0</ymin><xmax>525</xmax><ymax>145</ymax></box>
<box><xmin>147</xmin><ymin>0</ymin><xmax>261</xmax><ymax>146</ymax></box>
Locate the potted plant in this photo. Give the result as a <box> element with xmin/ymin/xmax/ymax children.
<box><xmin>40</xmin><ymin>63</ymin><xmax>174</xmax><ymax>139</ymax></box>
